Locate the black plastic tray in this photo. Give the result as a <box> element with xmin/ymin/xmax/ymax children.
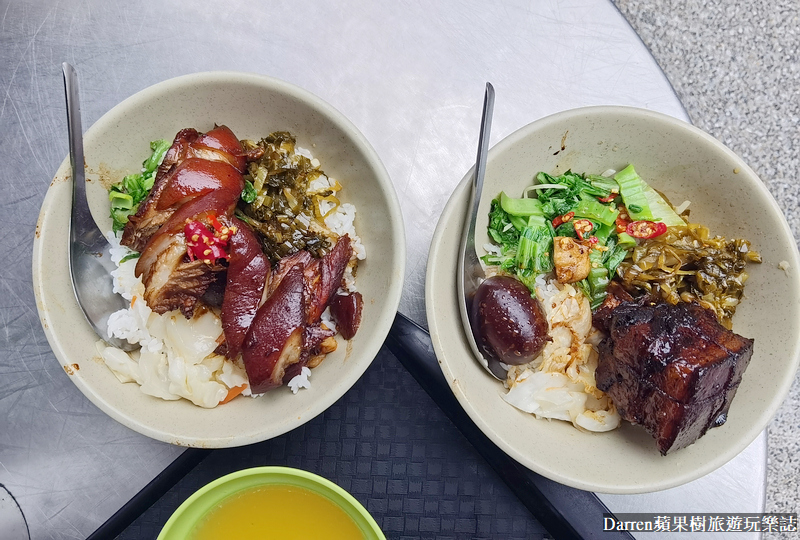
<box><xmin>93</xmin><ymin>314</ymin><xmax>631</xmax><ymax>540</ymax></box>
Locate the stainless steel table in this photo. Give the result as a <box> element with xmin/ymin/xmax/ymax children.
<box><xmin>0</xmin><ymin>1</ymin><xmax>766</xmax><ymax>538</ymax></box>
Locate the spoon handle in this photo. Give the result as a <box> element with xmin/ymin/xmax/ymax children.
<box><xmin>468</xmin><ymin>82</ymin><xmax>495</xmax><ymax>244</ymax></box>
<box><xmin>461</xmin><ymin>82</ymin><xmax>494</xmax><ymax>285</ymax></box>
<box><xmin>461</xmin><ymin>83</ymin><xmax>494</xmax><ymax>298</ymax></box>
<box><xmin>62</xmin><ymin>63</ymin><xmax>92</xmax><ymax>249</ymax></box>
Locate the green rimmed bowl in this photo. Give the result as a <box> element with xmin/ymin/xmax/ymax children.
<box><xmin>158</xmin><ymin>466</ymin><xmax>385</xmax><ymax>539</ymax></box>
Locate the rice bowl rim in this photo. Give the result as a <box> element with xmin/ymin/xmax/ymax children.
<box><xmin>33</xmin><ymin>71</ymin><xmax>406</xmax><ymax>447</ymax></box>
<box><xmin>425</xmin><ymin>104</ymin><xmax>800</xmax><ymax>493</ymax></box>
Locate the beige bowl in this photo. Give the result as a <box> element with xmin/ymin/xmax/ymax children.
<box><xmin>33</xmin><ymin>72</ymin><xmax>405</xmax><ymax>447</ymax></box>
<box><xmin>426</xmin><ymin>105</ymin><xmax>800</xmax><ymax>493</ymax></box>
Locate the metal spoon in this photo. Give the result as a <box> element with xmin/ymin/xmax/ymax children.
<box><xmin>62</xmin><ymin>62</ymin><xmax>137</xmax><ymax>352</ymax></box>
<box><xmin>456</xmin><ymin>82</ymin><xmax>506</xmax><ymax>380</ymax></box>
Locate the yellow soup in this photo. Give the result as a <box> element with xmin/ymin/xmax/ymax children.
<box><xmin>190</xmin><ymin>484</ymin><xmax>365</xmax><ymax>540</ymax></box>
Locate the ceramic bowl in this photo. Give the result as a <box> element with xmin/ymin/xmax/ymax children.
<box><xmin>33</xmin><ymin>72</ymin><xmax>405</xmax><ymax>447</ymax></box>
<box><xmin>157</xmin><ymin>467</ymin><xmax>385</xmax><ymax>539</ymax></box>
<box><xmin>426</xmin><ymin>105</ymin><xmax>800</xmax><ymax>493</ymax></box>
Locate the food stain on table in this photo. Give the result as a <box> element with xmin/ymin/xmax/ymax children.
<box><xmin>189</xmin><ymin>484</ymin><xmax>365</xmax><ymax>540</ymax></box>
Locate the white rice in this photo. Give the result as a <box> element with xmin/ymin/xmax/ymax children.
<box><xmin>295</xmin><ymin>145</ymin><xmax>320</xmax><ymax>169</ymax></box>
<box><xmin>287</xmin><ymin>367</ymin><xmax>312</xmax><ymax>394</ymax></box>
<box><xmin>320</xmin><ymin>306</ymin><xmax>337</xmax><ymax>334</ymax></box>
<box><xmin>100</xmin><ymin>233</ymin><xmax>250</xmax><ymax>408</ymax></box>
<box><xmin>482</xmin><ymin>243</ymin><xmax>502</xmax><ymax>257</ymax></box>
<box><xmin>501</xmin><ymin>275</ymin><xmax>621</xmax><ymax>433</ymax></box>
<box><xmin>305</xmin><ymin>168</ymin><xmax>365</xmax><ymax>292</ymax></box>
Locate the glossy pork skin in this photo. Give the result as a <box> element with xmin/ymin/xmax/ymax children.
<box><xmin>329</xmin><ymin>291</ymin><xmax>363</xmax><ymax>340</ymax></box>
<box><xmin>240</xmin><ymin>235</ymin><xmax>355</xmax><ymax>393</ymax></box>
<box><xmin>242</xmin><ymin>264</ymin><xmax>306</xmax><ymax>394</ymax></box>
<box><xmin>134</xmin><ymin>186</ymin><xmax>242</xmax><ymax>316</ymax></box>
<box><xmin>221</xmin><ymin>218</ymin><xmax>270</xmax><ymax>359</ymax></box>
<box><xmin>304</xmin><ymin>235</ymin><xmax>352</xmax><ymax>323</ymax></box>
<box><xmin>596</xmin><ymin>298</ymin><xmax>754</xmax><ymax>455</ymax></box>
<box><xmin>125</xmin><ymin>126</ymin><xmax>245</xmax><ymax>316</ymax></box>
<box><xmin>121</xmin><ymin>124</ymin><xmax>362</xmax><ymax>395</ymax></box>
<box><xmin>154</xmin><ymin>158</ymin><xmax>244</xmax><ymax>210</ymax></box>
<box><xmin>121</xmin><ymin>125</ymin><xmax>245</xmax><ymax>252</ymax></box>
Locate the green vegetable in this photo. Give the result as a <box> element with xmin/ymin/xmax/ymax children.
<box><xmin>515</xmin><ymin>224</ymin><xmax>553</xmax><ymax>275</ymax></box>
<box><xmin>241</xmin><ymin>179</ymin><xmax>257</xmax><ymax>204</ymax></box>
<box><xmin>525</xmin><ymin>211</ymin><xmax>547</xmax><ymax>230</ymax></box>
<box><xmin>616</xmin><ymin>232</ymin><xmax>637</xmax><ymax>248</ymax></box>
<box><xmin>533</xmin><ymin>170</ymin><xmax>619</xmax><ymax>220</ymax></box>
<box><xmin>509</xmin><ymin>215</ymin><xmax>528</xmax><ymax>232</ymax></box>
<box><xmin>486</xmin><ymin>198</ymin><xmax>520</xmax><ymax>246</ymax></box>
<box><xmin>573</xmin><ymin>194</ymin><xmax>619</xmax><ymax>226</ymax></box>
<box><xmin>593</xmin><ymin>222</ymin><xmax>615</xmax><ymax>245</ymax></box>
<box><xmin>580</xmin><ymin>244</ymin><xmax>630</xmax><ymax>310</ymax></box>
<box><xmin>109</xmin><ymin>190</ymin><xmax>133</xmax><ymax>211</ymax></box>
<box><xmin>109</xmin><ymin>139</ymin><xmax>170</xmax><ymax>232</ymax></box>
<box><xmin>483</xmin><ymin>196</ymin><xmax>553</xmax><ymax>291</ymax></box>
<box><xmin>483</xmin><ymin>165</ymin><xmax>687</xmax><ymax>307</ymax></box>
<box><xmin>515</xmin><ymin>269</ymin><xmax>539</xmax><ymax>292</ymax></box>
<box><xmin>499</xmin><ymin>191</ymin><xmax>544</xmax><ymax>217</ymax></box>
<box><xmin>604</xmin><ymin>243</ymin><xmax>628</xmax><ymax>277</ymax></box>
<box><xmin>614</xmin><ymin>164</ymin><xmax>653</xmax><ymax>220</ymax></box>
<box><xmin>582</xmin><ymin>258</ymin><xmax>610</xmax><ymax>310</ymax></box>
<box><xmin>614</xmin><ymin>164</ymin><xmax>685</xmax><ymax>227</ymax></box>
<box><xmin>142</xmin><ymin>139</ymin><xmax>171</xmax><ymax>172</ymax></box>
<box><xmin>642</xmin><ymin>189</ymin><xmax>686</xmax><ymax>228</ymax></box>
<box><xmin>554</xmin><ymin>222</ymin><xmax>578</xmax><ymax>239</ymax></box>
<box><xmin>585</xmin><ymin>174</ymin><xmax>619</xmax><ymax>195</ymax></box>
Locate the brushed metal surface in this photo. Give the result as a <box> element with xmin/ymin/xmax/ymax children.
<box><xmin>0</xmin><ymin>0</ymin><xmax>765</xmax><ymax>538</ymax></box>
<box><xmin>0</xmin><ymin>486</ymin><xmax>29</xmax><ymax>540</ymax></box>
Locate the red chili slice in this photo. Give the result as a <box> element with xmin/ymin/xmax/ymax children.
<box><xmin>208</xmin><ymin>213</ymin><xmax>224</xmax><ymax>232</ymax></box>
<box><xmin>615</xmin><ymin>212</ymin><xmax>630</xmax><ymax>233</ymax></box>
<box><xmin>184</xmin><ymin>219</ymin><xmax>231</xmax><ymax>264</ymax></box>
<box><xmin>597</xmin><ymin>193</ymin><xmax>617</xmax><ymax>203</ymax></box>
<box><xmin>626</xmin><ymin>220</ymin><xmax>667</xmax><ymax>239</ymax></box>
<box><xmin>552</xmin><ymin>211</ymin><xmax>574</xmax><ymax>228</ymax></box>
<box><xmin>573</xmin><ymin>218</ymin><xmax>594</xmax><ymax>240</ymax></box>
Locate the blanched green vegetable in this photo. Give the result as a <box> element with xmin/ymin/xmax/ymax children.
<box><xmin>614</xmin><ymin>164</ymin><xmax>685</xmax><ymax>227</ymax></box>
<box><xmin>487</xmin><ymin>199</ymin><xmax>520</xmax><ymax>246</ymax></box>
<box><xmin>573</xmin><ymin>193</ymin><xmax>619</xmax><ymax>226</ymax></box>
<box><xmin>109</xmin><ymin>139</ymin><xmax>170</xmax><ymax>232</ymax></box>
<box><xmin>483</xmin><ymin>164</ymin><xmax>759</xmax><ymax>324</ymax></box>
<box><xmin>500</xmin><ymin>191</ymin><xmax>544</xmax><ymax>217</ymax></box>
<box><xmin>614</xmin><ymin>165</ymin><xmax>652</xmax><ymax>220</ymax></box>
<box><xmin>515</xmin><ymin>223</ymin><xmax>553</xmax><ymax>274</ymax></box>
<box><xmin>483</xmin><ymin>166</ymin><xmax>697</xmax><ymax>308</ymax></box>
